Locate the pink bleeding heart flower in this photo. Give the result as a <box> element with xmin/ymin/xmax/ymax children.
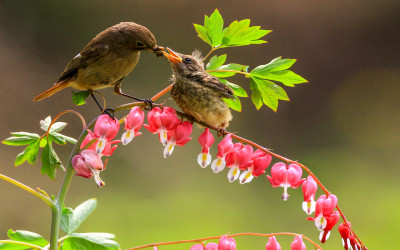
<box><xmin>197</xmin><ymin>128</ymin><xmax>215</xmax><ymax>168</ymax></box>
<box><xmin>239</xmin><ymin>149</ymin><xmax>272</xmax><ymax>184</ymax></box>
<box><xmin>121</xmin><ymin>106</ymin><xmax>144</xmax><ymax>145</ymax></box>
<box><xmin>308</xmin><ymin>194</ymin><xmax>338</xmax><ymax>231</ymax></box>
<box><xmin>338</xmin><ymin>222</ymin><xmax>352</xmax><ymax>250</ymax></box>
<box><xmin>265</xmin><ymin>236</ymin><xmax>281</xmax><ymax>250</ymax></box>
<box><xmin>81</xmin><ymin>130</ymin><xmax>119</xmax><ymax>157</ymax></box>
<box><xmin>211</xmin><ymin>134</ymin><xmax>234</xmax><ymax>173</ymax></box>
<box><xmin>190</xmin><ymin>242</ymin><xmax>218</xmax><ymax>250</ymax></box>
<box><xmin>92</xmin><ymin>114</ymin><xmax>120</xmax><ymax>154</ymax></box>
<box><xmin>218</xmin><ymin>235</ymin><xmax>236</xmax><ymax>250</ymax></box>
<box><xmin>301</xmin><ymin>175</ymin><xmax>318</xmax><ymax>215</ymax></box>
<box><xmin>145</xmin><ymin>107</ymin><xmax>180</xmax><ymax>146</ymax></box>
<box><xmin>267</xmin><ymin>162</ymin><xmax>306</xmax><ymax>201</ymax></box>
<box><xmin>319</xmin><ymin>211</ymin><xmax>340</xmax><ymax>243</ymax></box>
<box><xmin>163</xmin><ymin>121</ymin><xmax>193</xmax><ymax>158</ymax></box>
<box><xmin>291</xmin><ymin>235</ymin><xmax>306</xmax><ymax>250</ymax></box>
<box><xmin>225</xmin><ymin>144</ymin><xmax>253</xmax><ymax>182</ymax></box>
<box><xmin>71</xmin><ymin>150</ymin><xmax>105</xmax><ymax>187</ymax></box>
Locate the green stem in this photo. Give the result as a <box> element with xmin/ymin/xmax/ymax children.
<box><xmin>0</xmin><ymin>240</ymin><xmax>44</xmax><ymax>249</ymax></box>
<box><xmin>48</xmin><ymin>117</ymin><xmax>97</xmax><ymax>250</ymax></box>
<box><xmin>206</xmin><ymin>69</ymin><xmax>250</xmax><ymax>76</ymax></box>
<box><xmin>0</xmin><ymin>174</ymin><xmax>55</xmax><ymax>208</ymax></box>
<box><xmin>202</xmin><ymin>47</ymin><xmax>217</xmax><ymax>62</ymax></box>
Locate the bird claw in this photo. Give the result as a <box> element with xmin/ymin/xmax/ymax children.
<box><xmin>143</xmin><ymin>99</ymin><xmax>154</xmax><ymax>111</ymax></box>
<box><xmin>217</xmin><ymin>128</ymin><xmax>226</xmax><ymax>137</ymax></box>
<box><xmin>102</xmin><ymin>108</ymin><xmax>115</xmax><ymax>118</ymax></box>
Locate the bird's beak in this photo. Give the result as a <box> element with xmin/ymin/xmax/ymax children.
<box><xmin>163</xmin><ymin>47</ymin><xmax>182</xmax><ymax>65</ymax></box>
<box><xmin>147</xmin><ymin>46</ymin><xmax>165</xmax><ymax>57</ymax></box>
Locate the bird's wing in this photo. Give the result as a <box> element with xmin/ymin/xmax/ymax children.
<box><xmin>200</xmin><ymin>75</ymin><xmax>235</xmax><ymax>99</ymax></box>
<box><xmin>57</xmin><ymin>43</ymin><xmax>109</xmax><ymax>82</ymax></box>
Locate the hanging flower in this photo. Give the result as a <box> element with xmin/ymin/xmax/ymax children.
<box><xmin>145</xmin><ymin>107</ymin><xmax>180</xmax><ymax>146</ymax></box>
<box><xmin>267</xmin><ymin>162</ymin><xmax>305</xmax><ymax>201</ymax></box>
<box><xmin>121</xmin><ymin>106</ymin><xmax>144</xmax><ymax>145</ymax></box>
<box><xmin>225</xmin><ymin>144</ymin><xmax>253</xmax><ymax>182</ymax></box>
<box><xmin>92</xmin><ymin>114</ymin><xmax>120</xmax><ymax>154</ymax></box>
<box><xmin>80</xmin><ymin>130</ymin><xmax>119</xmax><ymax>157</ymax></box>
<box><xmin>265</xmin><ymin>236</ymin><xmax>281</xmax><ymax>250</ymax></box>
<box><xmin>71</xmin><ymin>150</ymin><xmax>105</xmax><ymax>187</ymax></box>
<box><xmin>301</xmin><ymin>175</ymin><xmax>318</xmax><ymax>215</ymax></box>
<box><xmin>190</xmin><ymin>242</ymin><xmax>218</xmax><ymax>250</ymax></box>
<box><xmin>291</xmin><ymin>235</ymin><xmax>306</xmax><ymax>250</ymax></box>
<box><xmin>197</xmin><ymin>128</ymin><xmax>215</xmax><ymax>168</ymax></box>
<box><xmin>218</xmin><ymin>235</ymin><xmax>236</xmax><ymax>250</ymax></box>
<box><xmin>319</xmin><ymin>211</ymin><xmax>340</xmax><ymax>243</ymax></box>
<box><xmin>239</xmin><ymin>149</ymin><xmax>272</xmax><ymax>184</ymax></box>
<box><xmin>163</xmin><ymin>121</ymin><xmax>193</xmax><ymax>158</ymax></box>
<box><xmin>211</xmin><ymin>134</ymin><xmax>234</xmax><ymax>173</ymax></box>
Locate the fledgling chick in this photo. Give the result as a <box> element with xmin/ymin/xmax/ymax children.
<box><xmin>164</xmin><ymin>48</ymin><xmax>234</xmax><ymax>129</ymax></box>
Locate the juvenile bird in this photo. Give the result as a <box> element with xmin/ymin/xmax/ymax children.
<box><xmin>33</xmin><ymin>22</ymin><xmax>164</xmax><ymax>107</ymax></box>
<box><xmin>164</xmin><ymin>48</ymin><xmax>234</xmax><ymax>129</ymax></box>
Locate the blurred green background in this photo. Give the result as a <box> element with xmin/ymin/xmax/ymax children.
<box><xmin>1</xmin><ymin>1</ymin><xmax>399</xmax><ymax>249</ymax></box>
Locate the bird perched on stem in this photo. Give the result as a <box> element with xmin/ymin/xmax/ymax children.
<box><xmin>33</xmin><ymin>22</ymin><xmax>164</xmax><ymax>109</ymax></box>
<box><xmin>163</xmin><ymin>48</ymin><xmax>234</xmax><ymax>130</ymax></box>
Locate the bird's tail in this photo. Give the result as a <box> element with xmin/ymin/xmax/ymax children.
<box><xmin>33</xmin><ymin>80</ymin><xmax>70</xmax><ymax>101</ymax></box>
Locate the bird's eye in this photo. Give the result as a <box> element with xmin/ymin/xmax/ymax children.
<box><xmin>136</xmin><ymin>41</ymin><xmax>145</xmax><ymax>47</ymax></box>
<box><xmin>184</xmin><ymin>58</ymin><xmax>192</xmax><ymax>63</ymax></box>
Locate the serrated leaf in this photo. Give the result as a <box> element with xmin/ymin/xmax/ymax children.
<box><xmin>194</xmin><ymin>24</ymin><xmax>212</xmax><ymax>45</ymax></box>
<box><xmin>206</xmin><ymin>55</ymin><xmax>227</xmax><ymax>70</ymax></box>
<box><xmin>61</xmin><ymin>233</ymin><xmax>119</xmax><ymax>250</ymax></box>
<box><xmin>41</xmin><ymin>143</ymin><xmax>62</xmax><ymax>180</ymax></box>
<box><xmin>252</xmin><ymin>77</ymin><xmax>290</xmax><ymax>101</ymax></box>
<box><xmin>2</xmin><ymin>136</ymin><xmax>39</xmax><ymax>146</ymax></box>
<box><xmin>205</xmin><ymin>9</ymin><xmax>225</xmax><ymax>47</ymax></box>
<box><xmin>49</xmin><ymin>134</ymin><xmax>66</xmax><ymax>145</ymax></box>
<box><xmin>208</xmin><ymin>63</ymin><xmax>245</xmax><ymax>78</ymax></box>
<box><xmin>53</xmin><ymin>132</ymin><xmax>77</xmax><ymax>145</ymax></box>
<box><xmin>250</xmin><ymin>79</ymin><xmax>263</xmax><ymax>110</ymax></box>
<box><xmin>14</xmin><ymin>140</ymin><xmax>40</xmax><ymax>166</ymax></box>
<box><xmin>72</xmin><ymin>91</ymin><xmax>90</xmax><ymax>106</ymax></box>
<box><xmin>7</xmin><ymin>229</ymin><xmax>48</xmax><ymax>247</ymax></box>
<box><xmin>10</xmin><ymin>132</ymin><xmax>40</xmax><ymax>138</ymax></box>
<box><xmin>264</xmin><ymin>70</ymin><xmax>308</xmax><ymax>86</ymax></box>
<box><xmin>61</xmin><ymin>199</ymin><xmax>97</xmax><ymax>235</ymax></box>
<box><xmin>221</xmin><ymin>19</ymin><xmax>271</xmax><ymax>48</ymax></box>
<box><xmin>250</xmin><ymin>57</ymin><xmax>297</xmax><ymax>78</ymax></box>
<box><xmin>224</xmin><ymin>96</ymin><xmax>242</xmax><ymax>112</ymax></box>
<box><xmin>219</xmin><ymin>79</ymin><xmax>248</xmax><ymax>97</ymax></box>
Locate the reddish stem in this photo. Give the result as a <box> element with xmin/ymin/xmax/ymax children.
<box><xmin>127</xmin><ymin>232</ymin><xmax>322</xmax><ymax>250</ymax></box>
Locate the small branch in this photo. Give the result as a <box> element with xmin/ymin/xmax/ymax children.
<box><xmin>127</xmin><ymin>232</ymin><xmax>322</xmax><ymax>250</ymax></box>
<box><xmin>0</xmin><ymin>240</ymin><xmax>44</xmax><ymax>250</ymax></box>
<box><xmin>151</xmin><ymin>83</ymin><xmax>173</xmax><ymax>102</ymax></box>
<box><xmin>0</xmin><ymin>173</ymin><xmax>55</xmax><ymax>208</ymax></box>
<box><xmin>202</xmin><ymin>47</ymin><xmax>217</xmax><ymax>62</ymax></box>
<box><xmin>206</xmin><ymin>69</ymin><xmax>250</xmax><ymax>76</ymax></box>
<box><xmin>41</xmin><ymin>110</ymin><xmax>86</xmax><ymax>140</ymax></box>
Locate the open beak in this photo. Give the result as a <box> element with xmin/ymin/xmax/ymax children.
<box><xmin>163</xmin><ymin>47</ymin><xmax>182</xmax><ymax>65</ymax></box>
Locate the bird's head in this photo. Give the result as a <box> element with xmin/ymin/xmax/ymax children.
<box><xmin>163</xmin><ymin>48</ymin><xmax>204</xmax><ymax>75</ymax></box>
<box><xmin>117</xmin><ymin>22</ymin><xmax>164</xmax><ymax>57</ymax></box>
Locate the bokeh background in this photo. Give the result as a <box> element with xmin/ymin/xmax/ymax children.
<box><xmin>1</xmin><ymin>1</ymin><xmax>399</xmax><ymax>249</ymax></box>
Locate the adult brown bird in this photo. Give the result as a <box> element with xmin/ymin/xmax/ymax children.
<box><xmin>33</xmin><ymin>22</ymin><xmax>164</xmax><ymax>107</ymax></box>
<box><xmin>163</xmin><ymin>48</ymin><xmax>234</xmax><ymax>129</ymax></box>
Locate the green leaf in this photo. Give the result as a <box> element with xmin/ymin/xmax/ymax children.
<box><xmin>250</xmin><ymin>57</ymin><xmax>297</xmax><ymax>78</ymax></box>
<box><xmin>193</xmin><ymin>24</ymin><xmax>211</xmax><ymax>45</ymax></box>
<box><xmin>250</xmin><ymin>79</ymin><xmax>263</xmax><ymax>110</ymax></box>
<box><xmin>206</xmin><ymin>55</ymin><xmax>227</xmax><ymax>70</ymax></box>
<box><xmin>2</xmin><ymin>132</ymin><xmax>40</xmax><ymax>146</ymax></box>
<box><xmin>263</xmin><ymin>70</ymin><xmax>308</xmax><ymax>86</ymax></box>
<box><xmin>40</xmin><ymin>137</ymin><xmax>48</xmax><ymax>148</ymax></box>
<box><xmin>61</xmin><ymin>199</ymin><xmax>98</xmax><ymax>235</ymax></box>
<box><xmin>7</xmin><ymin>229</ymin><xmax>48</xmax><ymax>247</ymax></box>
<box><xmin>40</xmin><ymin>116</ymin><xmax>68</xmax><ymax>133</ymax></box>
<box><xmin>41</xmin><ymin>142</ymin><xmax>62</xmax><ymax>180</ymax></box>
<box><xmin>72</xmin><ymin>91</ymin><xmax>91</xmax><ymax>106</ymax></box>
<box><xmin>219</xmin><ymin>79</ymin><xmax>248</xmax><ymax>97</ymax></box>
<box><xmin>53</xmin><ymin>132</ymin><xmax>77</xmax><ymax>145</ymax></box>
<box><xmin>251</xmin><ymin>77</ymin><xmax>290</xmax><ymax>111</ymax></box>
<box><xmin>221</xmin><ymin>19</ymin><xmax>271</xmax><ymax>48</ymax></box>
<box><xmin>61</xmin><ymin>233</ymin><xmax>119</xmax><ymax>250</ymax></box>
<box><xmin>208</xmin><ymin>64</ymin><xmax>245</xmax><ymax>78</ymax></box>
<box><xmin>224</xmin><ymin>96</ymin><xmax>242</xmax><ymax>112</ymax></box>
<box><xmin>14</xmin><ymin>140</ymin><xmax>40</xmax><ymax>166</ymax></box>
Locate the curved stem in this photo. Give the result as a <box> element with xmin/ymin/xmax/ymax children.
<box><xmin>206</xmin><ymin>69</ymin><xmax>250</xmax><ymax>76</ymax></box>
<box><xmin>202</xmin><ymin>47</ymin><xmax>217</xmax><ymax>62</ymax></box>
<box><xmin>0</xmin><ymin>174</ymin><xmax>55</xmax><ymax>208</ymax></box>
<box><xmin>175</xmin><ymin>111</ymin><xmax>366</xmax><ymax>249</ymax></box>
<box><xmin>127</xmin><ymin>232</ymin><xmax>322</xmax><ymax>250</ymax></box>
<box><xmin>48</xmin><ymin>116</ymin><xmax>98</xmax><ymax>250</ymax></box>
<box><xmin>0</xmin><ymin>240</ymin><xmax>44</xmax><ymax>250</ymax></box>
<box><xmin>41</xmin><ymin>110</ymin><xmax>86</xmax><ymax>140</ymax></box>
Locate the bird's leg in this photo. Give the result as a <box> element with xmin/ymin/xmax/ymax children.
<box><xmin>113</xmin><ymin>80</ymin><xmax>153</xmax><ymax>110</ymax></box>
<box><xmin>91</xmin><ymin>93</ymin><xmax>114</xmax><ymax>117</ymax></box>
<box><xmin>217</xmin><ymin>127</ymin><xmax>227</xmax><ymax>137</ymax></box>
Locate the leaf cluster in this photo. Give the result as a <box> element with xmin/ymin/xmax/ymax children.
<box><xmin>2</xmin><ymin>116</ymin><xmax>76</xmax><ymax>180</ymax></box>
<box><xmin>195</xmin><ymin>9</ymin><xmax>308</xmax><ymax>111</ymax></box>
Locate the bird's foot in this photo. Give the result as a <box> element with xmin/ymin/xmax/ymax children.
<box><xmin>142</xmin><ymin>99</ymin><xmax>154</xmax><ymax>110</ymax></box>
<box><xmin>102</xmin><ymin>108</ymin><xmax>115</xmax><ymax>118</ymax></box>
<box><xmin>217</xmin><ymin>127</ymin><xmax>227</xmax><ymax>137</ymax></box>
